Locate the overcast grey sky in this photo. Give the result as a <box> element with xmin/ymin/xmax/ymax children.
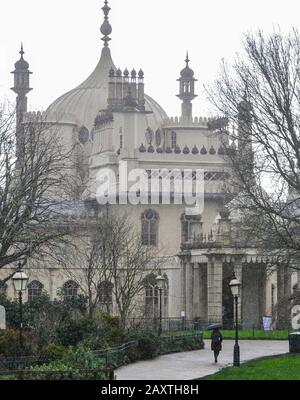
<box><xmin>1</xmin><ymin>0</ymin><xmax>300</xmax><ymax>117</ymax></box>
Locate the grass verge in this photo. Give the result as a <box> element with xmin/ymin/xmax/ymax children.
<box><xmin>199</xmin><ymin>354</ymin><xmax>300</xmax><ymax>380</ymax></box>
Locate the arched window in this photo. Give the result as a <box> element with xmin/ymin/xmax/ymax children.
<box><xmin>62</xmin><ymin>280</ymin><xmax>79</xmax><ymax>301</ymax></box>
<box><xmin>27</xmin><ymin>280</ymin><xmax>43</xmax><ymax>302</ymax></box>
<box><xmin>98</xmin><ymin>281</ymin><xmax>113</xmax><ymax>314</ymax></box>
<box><xmin>144</xmin><ymin>274</ymin><xmax>159</xmax><ymax>319</ymax></box>
<box><xmin>144</xmin><ymin>274</ymin><xmax>169</xmax><ymax>320</ymax></box>
<box><xmin>181</xmin><ymin>213</ymin><xmax>192</xmax><ymax>243</ymax></box>
<box><xmin>141</xmin><ymin>209</ymin><xmax>159</xmax><ymax>246</ymax></box>
<box><xmin>171</xmin><ymin>131</ymin><xmax>177</xmax><ymax>149</ymax></box>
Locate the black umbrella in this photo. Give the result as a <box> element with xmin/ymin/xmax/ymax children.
<box><xmin>206</xmin><ymin>323</ymin><xmax>222</xmax><ymax>330</ymax></box>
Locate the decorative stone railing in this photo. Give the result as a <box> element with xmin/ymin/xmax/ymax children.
<box><xmin>162</xmin><ymin>116</ymin><xmax>213</xmax><ymax>127</ymax></box>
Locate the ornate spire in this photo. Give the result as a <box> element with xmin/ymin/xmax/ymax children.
<box><xmin>20</xmin><ymin>42</ymin><xmax>24</xmax><ymax>58</ymax></box>
<box><xmin>100</xmin><ymin>0</ymin><xmax>112</xmax><ymax>47</ymax></box>
<box><xmin>185</xmin><ymin>51</ymin><xmax>190</xmax><ymax>65</ymax></box>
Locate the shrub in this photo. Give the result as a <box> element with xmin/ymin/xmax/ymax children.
<box><xmin>56</xmin><ymin>317</ymin><xmax>96</xmax><ymax>347</ymax></box>
<box><xmin>29</xmin><ymin>345</ymin><xmax>108</xmax><ymax>380</ymax></box>
<box><xmin>0</xmin><ymin>328</ymin><xmax>37</xmax><ymax>357</ymax></box>
<box><xmin>160</xmin><ymin>333</ymin><xmax>204</xmax><ymax>355</ymax></box>
<box><xmin>41</xmin><ymin>344</ymin><xmax>69</xmax><ymax>360</ymax></box>
<box><xmin>123</xmin><ymin>331</ymin><xmax>159</xmax><ymax>360</ymax></box>
<box><xmin>80</xmin><ymin>312</ymin><xmax>124</xmax><ymax>350</ymax></box>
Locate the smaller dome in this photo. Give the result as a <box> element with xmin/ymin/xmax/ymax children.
<box><xmin>180</xmin><ymin>53</ymin><xmax>194</xmax><ymax>78</ymax></box>
<box><xmin>200</xmin><ymin>145</ymin><xmax>207</xmax><ymax>155</ymax></box>
<box><xmin>15</xmin><ymin>58</ymin><xmax>29</xmax><ymax>70</ymax></box>
<box><xmin>109</xmin><ymin>67</ymin><xmax>115</xmax><ymax>77</ymax></box>
<box><xmin>183</xmin><ymin>145</ymin><xmax>190</xmax><ymax>154</ymax></box>
<box><xmin>192</xmin><ymin>145</ymin><xmax>199</xmax><ymax>155</ymax></box>
<box><xmin>139</xmin><ymin>143</ymin><xmax>146</xmax><ymax>153</ymax></box>
<box><xmin>14</xmin><ymin>45</ymin><xmax>29</xmax><ymax>70</ymax></box>
<box><xmin>175</xmin><ymin>145</ymin><xmax>181</xmax><ymax>154</ymax></box>
<box><xmin>209</xmin><ymin>146</ymin><xmax>216</xmax><ymax>155</ymax></box>
<box><xmin>181</xmin><ymin>65</ymin><xmax>194</xmax><ymax>78</ymax></box>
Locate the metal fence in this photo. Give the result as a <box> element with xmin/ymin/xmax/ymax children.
<box><xmin>0</xmin><ymin>367</ymin><xmax>114</xmax><ymax>381</ymax></box>
<box><xmin>126</xmin><ymin>317</ymin><xmax>294</xmax><ymax>333</ymax></box>
<box><xmin>0</xmin><ymin>355</ymin><xmax>50</xmax><ymax>371</ymax></box>
<box><xmin>94</xmin><ymin>341</ymin><xmax>139</xmax><ymax>368</ymax></box>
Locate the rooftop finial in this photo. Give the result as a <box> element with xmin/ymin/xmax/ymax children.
<box><xmin>20</xmin><ymin>42</ymin><xmax>24</xmax><ymax>58</ymax></box>
<box><xmin>185</xmin><ymin>51</ymin><xmax>190</xmax><ymax>65</ymax></box>
<box><xmin>100</xmin><ymin>0</ymin><xmax>112</xmax><ymax>47</ymax></box>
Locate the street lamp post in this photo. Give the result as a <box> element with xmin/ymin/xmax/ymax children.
<box><xmin>229</xmin><ymin>274</ymin><xmax>241</xmax><ymax>367</ymax></box>
<box><xmin>12</xmin><ymin>263</ymin><xmax>29</xmax><ymax>355</ymax></box>
<box><xmin>156</xmin><ymin>274</ymin><xmax>165</xmax><ymax>336</ymax></box>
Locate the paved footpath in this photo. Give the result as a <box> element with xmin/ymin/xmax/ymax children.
<box><xmin>116</xmin><ymin>340</ymin><xmax>289</xmax><ymax>380</ymax></box>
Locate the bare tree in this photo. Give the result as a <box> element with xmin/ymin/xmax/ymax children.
<box><xmin>0</xmin><ymin>105</ymin><xmax>74</xmax><ymax>278</ymax></box>
<box><xmin>207</xmin><ymin>28</ymin><xmax>300</xmax><ymax>271</ymax></box>
<box><xmin>61</xmin><ymin>210</ymin><xmax>163</xmax><ymax>325</ymax></box>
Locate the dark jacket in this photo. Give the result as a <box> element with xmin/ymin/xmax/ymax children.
<box><xmin>211</xmin><ymin>330</ymin><xmax>223</xmax><ymax>351</ymax></box>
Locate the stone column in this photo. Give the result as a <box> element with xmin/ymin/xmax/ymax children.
<box><xmin>277</xmin><ymin>265</ymin><xmax>291</xmax><ymax>329</ymax></box>
<box><xmin>234</xmin><ymin>262</ymin><xmax>243</xmax><ymax>324</ymax></box>
<box><xmin>199</xmin><ymin>263</ymin><xmax>208</xmax><ymax>320</ymax></box>
<box><xmin>180</xmin><ymin>258</ymin><xmax>187</xmax><ymax>318</ymax></box>
<box><xmin>207</xmin><ymin>256</ymin><xmax>223</xmax><ymax>323</ymax></box>
<box><xmin>193</xmin><ymin>263</ymin><xmax>200</xmax><ymax>318</ymax></box>
<box><xmin>185</xmin><ymin>262</ymin><xmax>193</xmax><ymax>320</ymax></box>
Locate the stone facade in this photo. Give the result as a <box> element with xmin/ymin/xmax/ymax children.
<box><xmin>1</xmin><ymin>0</ymin><xmax>296</xmax><ymax>329</ymax></box>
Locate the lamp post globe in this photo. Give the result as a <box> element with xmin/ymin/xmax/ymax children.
<box><xmin>229</xmin><ymin>274</ymin><xmax>241</xmax><ymax>367</ymax></box>
<box><xmin>12</xmin><ymin>264</ymin><xmax>29</xmax><ymax>293</ymax></box>
<box><xmin>229</xmin><ymin>276</ymin><xmax>241</xmax><ymax>298</ymax></box>
<box><xmin>156</xmin><ymin>274</ymin><xmax>165</xmax><ymax>336</ymax></box>
<box><xmin>12</xmin><ymin>263</ymin><xmax>29</xmax><ymax>355</ymax></box>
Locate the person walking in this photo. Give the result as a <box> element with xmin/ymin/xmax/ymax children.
<box><xmin>211</xmin><ymin>327</ymin><xmax>223</xmax><ymax>363</ymax></box>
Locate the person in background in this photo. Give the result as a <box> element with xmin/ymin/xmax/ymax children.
<box><xmin>211</xmin><ymin>327</ymin><xmax>223</xmax><ymax>363</ymax></box>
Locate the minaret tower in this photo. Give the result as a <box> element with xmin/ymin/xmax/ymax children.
<box><xmin>11</xmin><ymin>44</ymin><xmax>32</xmax><ymax>132</ymax></box>
<box><xmin>177</xmin><ymin>53</ymin><xmax>197</xmax><ymax>119</ymax></box>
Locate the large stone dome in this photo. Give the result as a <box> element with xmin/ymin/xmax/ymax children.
<box><xmin>46</xmin><ymin>47</ymin><xmax>168</xmax><ymax>131</ymax></box>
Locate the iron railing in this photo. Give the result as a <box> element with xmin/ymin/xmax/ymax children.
<box><xmin>126</xmin><ymin>317</ymin><xmax>293</xmax><ymax>332</ymax></box>
<box><xmin>0</xmin><ymin>367</ymin><xmax>114</xmax><ymax>381</ymax></box>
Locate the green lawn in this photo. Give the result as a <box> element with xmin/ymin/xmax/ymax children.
<box><xmin>164</xmin><ymin>329</ymin><xmax>290</xmax><ymax>340</ymax></box>
<box><xmin>202</xmin><ymin>329</ymin><xmax>290</xmax><ymax>340</ymax></box>
<box><xmin>200</xmin><ymin>354</ymin><xmax>300</xmax><ymax>380</ymax></box>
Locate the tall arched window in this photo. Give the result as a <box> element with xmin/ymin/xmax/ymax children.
<box><xmin>62</xmin><ymin>280</ymin><xmax>79</xmax><ymax>301</ymax></box>
<box><xmin>98</xmin><ymin>281</ymin><xmax>113</xmax><ymax>314</ymax></box>
<box><xmin>171</xmin><ymin>131</ymin><xmax>177</xmax><ymax>149</ymax></box>
<box><xmin>144</xmin><ymin>273</ymin><xmax>169</xmax><ymax>320</ymax></box>
<box><xmin>141</xmin><ymin>209</ymin><xmax>159</xmax><ymax>246</ymax></box>
<box><xmin>27</xmin><ymin>280</ymin><xmax>43</xmax><ymax>302</ymax></box>
<box><xmin>181</xmin><ymin>213</ymin><xmax>192</xmax><ymax>243</ymax></box>
<box><xmin>144</xmin><ymin>274</ymin><xmax>159</xmax><ymax>319</ymax></box>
